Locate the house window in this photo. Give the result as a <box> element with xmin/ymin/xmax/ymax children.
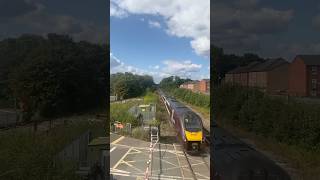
<box><xmin>311</xmin><ymin>90</ymin><xmax>317</xmax><ymax>97</ymax></box>
<box><xmin>312</xmin><ymin>79</ymin><xmax>317</xmax><ymax>90</ymax></box>
<box><xmin>312</xmin><ymin>66</ymin><xmax>317</xmax><ymax>75</ymax></box>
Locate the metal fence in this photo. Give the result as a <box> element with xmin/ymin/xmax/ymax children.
<box><xmin>0</xmin><ymin>110</ymin><xmax>20</xmax><ymax>128</ymax></box>
<box><xmin>55</xmin><ymin>130</ymin><xmax>91</xmax><ymax>166</ymax></box>
<box><xmin>110</xmin><ymin>122</ymin><xmax>132</xmax><ymax>135</ymax></box>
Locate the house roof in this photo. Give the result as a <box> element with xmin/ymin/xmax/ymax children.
<box><xmin>227</xmin><ymin>61</ymin><xmax>260</xmax><ymax>74</ymax></box>
<box><xmin>248</xmin><ymin>58</ymin><xmax>288</xmax><ymax>72</ymax></box>
<box><xmin>296</xmin><ymin>55</ymin><xmax>320</xmax><ymax>65</ymax></box>
<box><xmin>226</xmin><ymin>59</ymin><xmax>289</xmax><ymax>74</ymax></box>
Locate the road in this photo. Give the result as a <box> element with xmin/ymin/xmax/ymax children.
<box><xmin>110</xmin><ymin>133</ymin><xmax>210</xmax><ymax>180</ymax></box>
<box><xmin>212</xmin><ymin>125</ymin><xmax>291</xmax><ymax>180</ymax></box>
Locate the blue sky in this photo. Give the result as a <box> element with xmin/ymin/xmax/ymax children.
<box><xmin>110</xmin><ymin>0</ymin><xmax>210</xmax><ymax>83</ymax></box>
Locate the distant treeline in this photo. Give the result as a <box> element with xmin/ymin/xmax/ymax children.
<box><xmin>160</xmin><ymin>76</ymin><xmax>210</xmax><ymax>109</ymax></box>
<box><xmin>0</xmin><ymin>34</ymin><xmax>108</xmax><ymax>120</ymax></box>
<box><xmin>214</xmin><ymin>84</ymin><xmax>320</xmax><ymax>151</ymax></box>
<box><xmin>159</xmin><ymin>76</ymin><xmax>192</xmax><ymax>89</ymax></box>
<box><xmin>110</xmin><ymin>72</ymin><xmax>155</xmax><ymax>99</ymax></box>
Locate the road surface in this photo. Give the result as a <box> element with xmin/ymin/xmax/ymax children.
<box><xmin>110</xmin><ymin>133</ymin><xmax>210</xmax><ymax>180</ymax></box>
<box><xmin>212</xmin><ymin>125</ymin><xmax>291</xmax><ymax>180</ymax></box>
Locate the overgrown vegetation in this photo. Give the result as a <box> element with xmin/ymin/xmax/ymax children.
<box><xmin>169</xmin><ymin>88</ymin><xmax>210</xmax><ymax>109</ymax></box>
<box><xmin>0</xmin><ymin>118</ymin><xmax>105</xmax><ymax>180</ymax></box>
<box><xmin>110</xmin><ymin>90</ymin><xmax>160</xmax><ymax>141</ymax></box>
<box><xmin>214</xmin><ymin>84</ymin><xmax>320</xmax><ymax>150</ymax></box>
<box><xmin>110</xmin><ymin>72</ymin><xmax>155</xmax><ymax>99</ymax></box>
<box><xmin>110</xmin><ymin>101</ymin><xmax>139</xmax><ymax>127</ymax></box>
<box><xmin>0</xmin><ymin>34</ymin><xmax>107</xmax><ymax>123</ymax></box>
<box><xmin>143</xmin><ymin>90</ymin><xmax>157</xmax><ymax>104</ymax></box>
<box><xmin>131</xmin><ymin>127</ymin><xmax>149</xmax><ymax>141</ymax></box>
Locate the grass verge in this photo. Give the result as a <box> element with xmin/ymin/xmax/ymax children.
<box><xmin>0</xmin><ymin>113</ymin><xmax>105</xmax><ymax>180</ymax></box>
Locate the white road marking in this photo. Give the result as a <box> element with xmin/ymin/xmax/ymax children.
<box><xmin>110</xmin><ymin>146</ymin><xmax>116</xmax><ymax>152</ymax></box>
<box><xmin>173</xmin><ymin>143</ymin><xmax>184</xmax><ymax>179</ymax></box>
<box><xmin>111</xmin><ymin>171</ymin><xmax>194</xmax><ymax>180</ymax></box>
<box><xmin>111</xmin><ymin>136</ymin><xmax>125</xmax><ymax>144</ymax></box>
<box><xmin>112</xmin><ymin>147</ymin><xmax>133</xmax><ymax>169</ymax></box>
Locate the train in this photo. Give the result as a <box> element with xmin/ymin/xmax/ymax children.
<box><xmin>158</xmin><ymin>90</ymin><xmax>205</xmax><ymax>152</ymax></box>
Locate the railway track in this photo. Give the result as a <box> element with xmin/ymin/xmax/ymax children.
<box><xmin>182</xmin><ymin>149</ymin><xmax>197</xmax><ymax>180</ymax></box>
<box><xmin>158</xmin><ymin>90</ymin><xmax>210</xmax><ymax>179</ymax></box>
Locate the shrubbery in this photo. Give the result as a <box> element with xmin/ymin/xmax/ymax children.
<box><xmin>132</xmin><ymin>127</ymin><xmax>149</xmax><ymax>141</ymax></box>
<box><xmin>165</xmin><ymin>88</ymin><xmax>210</xmax><ymax>109</ymax></box>
<box><xmin>110</xmin><ymin>102</ymin><xmax>138</xmax><ymax>127</ymax></box>
<box><xmin>214</xmin><ymin>84</ymin><xmax>320</xmax><ymax>150</ymax></box>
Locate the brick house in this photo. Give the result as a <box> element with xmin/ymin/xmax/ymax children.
<box><xmin>180</xmin><ymin>81</ymin><xmax>199</xmax><ymax>92</ymax></box>
<box><xmin>199</xmin><ymin>79</ymin><xmax>210</xmax><ymax>93</ymax></box>
<box><xmin>180</xmin><ymin>79</ymin><xmax>210</xmax><ymax>94</ymax></box>
<box><xmin>179</xmin><ymin>83</ymin><xmax>188</xmax><ymax>89</ymax></box>
<box><xmin>288</xmin><ymin>55</ymin><xmax>320</xmax><ymax>97</ymax></box>
<box><xmin>248</xmin><ymin>58</ymin><xmax>289</xmax><ymax>93</ymax></box>
<box><xmin>225</xmin><ymin>59</ymin><xmax>289</xmax><ymax>94</ymax></box>
<box><xmin>224</xmin><ymin>61</ymin><xmax>260</xmax><ymax>86</ymax></box>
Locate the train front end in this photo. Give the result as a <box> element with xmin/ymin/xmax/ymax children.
<box><xmin>183</xmin><ymin>112</ymin><xmax>204</xmax><ymax>152</ymax></box>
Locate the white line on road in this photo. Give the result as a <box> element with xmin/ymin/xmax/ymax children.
<box><xmin>111</xmin><ymin>136</ymin><xmax>125</xmax><ymax>144</ymax></box>
<box><xmin>110</xmin><ymin>146</ymin><xmax>116</xmax><ymax>153</ymax></box>
<box><xmin>112</xmin><ymin>147</ymin><xmax>133</xmax><ymax>169</ymax></box>
<box><xmin>173</xmin><ymin>143</ymin><xmax>185</xmax><ymax>179</ymax></box>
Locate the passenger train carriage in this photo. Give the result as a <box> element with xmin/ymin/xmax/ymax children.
<box><xmin>159</xmin><ymin>90</ymin><xmax>204</xmax><ymax>152</ymax></box>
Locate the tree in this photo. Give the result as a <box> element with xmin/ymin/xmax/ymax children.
<box><xmin>6</xmin><ymin>33</ymin><xmax>107</xmax><ymax>130</ymax></box>
<box><xmin>110</xmin><ymin>72</ymin><xmax>155</xmax><ymax>99</ymax></box>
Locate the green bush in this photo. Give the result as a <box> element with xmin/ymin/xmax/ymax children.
<box><xmin>110</xmin><ymin>101</ymin><xmax>140</xmax><ymax>127</ymax></box>
<box><xmin>165</xmin><ymin>88</ymin><xmax>210</xmax><ymax>109</ymax></box>
<box><xmin>132</xmin><ymin>127</ymin><xmax>149</xmax><ymax>141</ymax></box>
<box><xmin>214</xmin><ymin>84</ymin><xmax>320</xmax><ymax>151</ymax></box>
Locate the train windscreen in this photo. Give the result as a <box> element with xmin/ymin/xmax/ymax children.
<box><xmin>184</xmin><ymin>112</ymin><xmax>202</xmax><ymax>132</ymax></box>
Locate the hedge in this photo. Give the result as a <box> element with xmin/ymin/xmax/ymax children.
<box><xmin>213</xmin><ymin>84</ymin><xmax>320</xmax><ymax>151</ymax></box>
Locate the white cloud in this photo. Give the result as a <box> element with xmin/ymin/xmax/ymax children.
<box><xmin>110</xmin><ymin>53</ymin><xmax>207</xmax><ymax>83</ymax></box>
<box><xmin>111</xmin><ymin>0</ymin><xmax>210</xmax><ymax>57</ymax></box>
<box><xmin>190</xmin><ymin>36</ymin><xmax>210</xmax><ymax>57</ymax></box>
<box><xmin>149</xmin><ymin>65</ymin><xmax>160</xmax><ymax>69</ymax></box>
<box><xmin>110</xmin><ymin>53</ymin><xmax>149</xmax><ymax>75</ymax></box>
<box><xmin>162</xmin><ymin>60</ymin><xmax>202</xmax><ymax>79</ymax></box>
<box><xmin>110</xmin><ymin>2</ymin><xmax>128</xmax><ymax>18</ymax></box>
<box><xmin>110</xmin><ymin>53</ymin><xmax>123</xmax><ymax>68</ymax></box>
<box><xmin>148</xmin><ymin>20</ymin><xmax>161</xmax><ymax>28</ymax></box>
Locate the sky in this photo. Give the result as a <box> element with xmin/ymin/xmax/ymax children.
<box><xmin>212</xmin><ymin>0</ymin><xmax>320</xmax><ymax>61</ymax></box>
<box><xmin>110</xmin><ymin>0</ymin><xmax>210</xmax><ymax>84</ymax></box>
<box><xmin>0</xmin><ymin>0</ymin><xmax>108</xmax><ymax>43</ymax></box>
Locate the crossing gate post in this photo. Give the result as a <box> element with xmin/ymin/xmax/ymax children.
<box><xmin>144</xmin><ymin>126</ymin><xmax>159</xmax><ymax>180</ymax></box>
